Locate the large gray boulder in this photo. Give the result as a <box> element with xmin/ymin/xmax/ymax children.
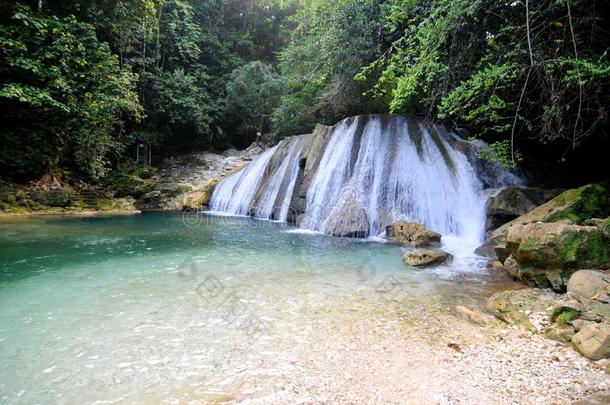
<box><xmin>501</xmin><ymin>222</ymin><xmax>610</xmax><ymax>290</ymax></box>
<box><xmin>324</xmin><ymin>189</ymin><xmax>370</xmax><ymax>238</ymax></box>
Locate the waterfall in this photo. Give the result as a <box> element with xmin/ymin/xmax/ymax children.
<box><xmin>301</xmin><ymin>115</ymin><xmax>487</xmax><ymax>246</ymax></box>
<box><xmin>208</xmin><ymin>114</ymin><xmax>512</xmax><ymax>250</ymax></box>
<box><xmin>209</xmin><ymin>135</ymin><xmax>307</xmax><ymax>222</ymax></box>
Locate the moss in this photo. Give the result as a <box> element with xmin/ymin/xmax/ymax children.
<box><xmin>552</xmin><ymin>307</ymin><xmax>579</xmax><ymax>326</ymax></box>
<box><xmin>557</xmin><ymin>229</ymin><xmax>609</xmax><ymax>268</ymax></box>
<box><xmin>547</xmin><ymin>184</ymin><xmax>609</xmax><ymax>224</ymax></box>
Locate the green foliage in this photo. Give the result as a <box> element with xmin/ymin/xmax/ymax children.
<box><xmin>363</xmin><ymin>0</ymin><xmax>610</xmax><ymax>162</ymax></box>
<box><xmin>552</xmin><ymin>307</ymin><xmax>579</xmax><ymax>326</ymax></box>
<box><xmin>476</xmin><ymin>140</ymin><xmax>522</xmax><ymax>170</ymax></box>
<box><xmin>153</xmin><ymin>67</ymin><xmax>219</xmax><ymax>140</ymax></box>
<box><xmin>225</xmin><ymin>61</ymin><xmax>283</xmax><ymax>139</ymax></box>
<box><xmin>273</xmin><ymin>0</ymin><xmax>385</xmax><ymax>138</ymax></box>
<box><xmin>0</xmin><ymin>4</ymin><xmax>142</xmax><ymax>179</ymax></box>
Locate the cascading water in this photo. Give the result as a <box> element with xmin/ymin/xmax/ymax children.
<box><xmin>208</xmin><ymin>114</ymin><xmax>514</xmax><ymax>253</ymax></box>
<box><xmin>209</xmin><ymin>135</ymin><xmax>307</xmax><ymax>222</ymax></box>
<box><xmin>301</xmin><ymin>115</ymin><xmax>487</xmax><ymax>248</ymax></box>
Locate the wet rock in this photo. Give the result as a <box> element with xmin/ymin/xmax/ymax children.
<box><xmin>324</xmin><ymin>189</ymin><xmax>370</xmax><ymax>238</ymax></box>
<box><xmin>572</xmin><ymin>322</ymin><xmax>610</xmax><ymax>360</ymax></box>
<box><xmin>402</xmin><ymin>249</ymin><xmax>452</xmax><ymax>267</ymax></box>
<box><xmin>567</xmin><ymin>270</ymin><xmax>610</xmax><ymax>302</ymax></box>
<box><xmin>502</xmin><ymin>222</ymin><xmax>609</xmax><ymax>290</ymax></box>
<box><xmin>386</xmin><ymin>221</ymin><xmax>441</xmax><ymax>247</ymax></box>
<box><xmin>485</xmin><ymin>187</ymin><xmax>561</xmax><ymax>231</ymax></box>
<box><xmin>455</xmin><ymin>305</ymin><xmax>492</xmax><ymax>325</ymax></box>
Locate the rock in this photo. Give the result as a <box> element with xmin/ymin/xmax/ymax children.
<box><xmin>485</xmin><ymin>187</ymin><xmax>561</xmax><ymax>231</ymax></box>
<box><xmin>484</xmin><ymin>184</ymin><xmax>610</xmax><ymax>258</ymax></box>
<box><xmin>455</xmin><ymin>305</ymin><xmax>492</xmax><ymax>325</ymax></box>
<box><xmin>487</xmin><ymin>288</ymin><xmax>574</xmax><ymax>331</ymax></box>
<box><xmin>136</xmin><ymin>147</ymin><xmax>258</xmax><ymax>211</ymax></box>
<box><xmin>502</xmin><ymin>222</ymin><xmax>610</xmax><ymax>290</ymax></box>
<box><xmin>577</xmin><ymin>299</ymin><xmax>610</xmax><ymax>323</ymax></box>
<box><xmin>324</xmin><ymin>188</ymin><xmax>370</xmax><ymax>238</ymax></box>
<box><xmin>567</xmin><ymin>270</ymin><xmax>610</xmax><ymax>302</ymax></box>
<box><xmin>571</xmin><ymin>319</ymin><xmax>596</xmax><ymax>332</ymax></box>
<box><xmin>574</xmin><ymin>390</ymin><xmax>610</xmax><ymax>405</ymax></box>
<box><xmin>386</xmin><ymin>221</ymin><xmax>441</xmax><ymax>247</ymax></box>
<box><xmin>544</xmin><ymin>323</ymin><xmax>576</xmax><ymax>343</ymax></box>
<box><xmin>402</xmin><ymin>249</ymin><xmax>452</xmax><ymax>267</ymax></box>
<box><xmin>572</xmin><ymin>322</ymin><xmax>610</xmax><ymax>360</ymax></box>
<box><xmin>474</xmin><ymin>242</ymin><xmax>496</xmax><ymax>257</ymax></box>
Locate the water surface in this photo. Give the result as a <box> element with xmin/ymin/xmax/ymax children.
<box><xmin>0</xmin><ymin>213</ymin><xmax>516</xmax><ymax>404</ymax></box>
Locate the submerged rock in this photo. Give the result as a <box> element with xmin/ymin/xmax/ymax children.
<box><xmin>386</xmin><ymin>221</ymin><xmax>441</xmax><ymax>247</ymax></box>
<box><xmin>402</xmin><ymin>249</ymin><xmax>452</xmax><ymax>267</ymax></box>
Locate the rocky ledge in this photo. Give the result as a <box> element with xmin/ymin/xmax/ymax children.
<box><xmin>488</xmin><ymin>269</ymin><xmax>610</xmax><ymax>360</ymax></box>
<box><xmin>479</xmin><ymin>182</ymin><xmax>610</xmax><ymax>361</ymax></box>
<box><xmin>137</xmin><ymin>144</ymin><xmax>263</xmax><ymax>211</ymax></box>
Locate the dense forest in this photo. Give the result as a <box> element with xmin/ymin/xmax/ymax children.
<box><xmin>1</xmin><ymin>0</ymin><xmax>608</xmax><ymax>183</ymax></box>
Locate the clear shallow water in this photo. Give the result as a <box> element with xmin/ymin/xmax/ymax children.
<box><xmin>0</xmin><ymin>213</ymin><xmax>516</xmax><ymax>404</ymax></box>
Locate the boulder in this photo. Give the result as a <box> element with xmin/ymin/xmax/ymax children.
<box><xmin>485</xmin><ymin>187</ymin><xmax>561</xmax><ymax>231</ymax></box>
<box><xmin>324</xmin><ymin>189</ymin><xmax>369</xmax><ymax>238</ymax></box>
<box><xmin>386</xmin><ymin>221</ymin><xmax>441</xmax><ymax>247</ymax></box>
<box><xmin>481</xmin><ymin>184</ymin><xmax>610</xmax><ymax>258</ymax></box>
<box><xmin>572</xmin><ymin>322</ymin><xmax>610</xmax><ymax>360</ymax></box>
<box><xmin>501</xmin><ymin>222</ymin><xmax>610</xmax><ymax>290</ymax></box>
<box><xmin>402</xmin><ymin>249</ymin><xmax>452</xmax><ymax>267</ymax></box>
<box><xmin>567</xmin><ymin>270</ymin><xmax>610</xmax><ymax>302</ymax></box>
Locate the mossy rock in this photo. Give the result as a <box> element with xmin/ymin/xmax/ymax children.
<box><xmin>546</xmin><ymin>184</ymin><xmax>609</xmax><ymax>224</ymax></box>
<box><xmin>504</xmin><ymin>222</ymin><xmax>610</xmax><ymax>290</ymax></box>
<box><xmin>488</xmin><ymin>184</ymin><xmax>610</xmax><ymax>252</ymax></box>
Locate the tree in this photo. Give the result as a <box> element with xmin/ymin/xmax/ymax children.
<box><xmin>152</xmin><ymin>67</ymin><xmax>219</xmax><ymax>141</ymax></box>
<box><xmin>225</xmin><ymin>61</ymin><xmax>283</xmax><ymax>142</ymax></box>
<box><xmin>363</xmin><ymin>0</ymin><xmax>610</xmax><ymax>164</ymax></box>
<box><xmin>273</xmin><ymin>0</ymin><xmax>386</xmax><ymax>138</ymax></box>
<box><xmin>0</xmin><ymin>5</ymin><xmax>141</xmax><ymax>180</ymax></box>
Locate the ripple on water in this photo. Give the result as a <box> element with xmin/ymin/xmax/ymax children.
<box><xmin>0</xmin><ymin>213</ymin><xmax>520</xmax><ymax>404</ymax></box>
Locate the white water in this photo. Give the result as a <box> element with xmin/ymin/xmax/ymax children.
<box><xmin>210</xmin><ymin>136</ymin><xmax>307</xmax><ymax>222</ymax></box>
<box><xmin>302</xmin><ymin>116</ymin><xmax>487</xmax><ymax>248</ymax></box>
<box><xmin>209</xmin><ymin>115</ymin><xmax>497</xmax><ymax>250</ymax></box>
